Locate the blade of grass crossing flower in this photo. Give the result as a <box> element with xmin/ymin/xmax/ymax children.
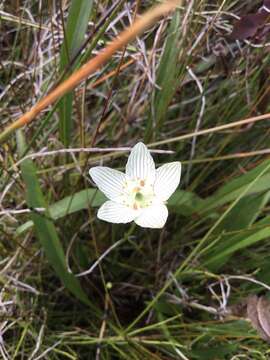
<box><xmin>16</xmin><ymin>130</ymin><xmax>90</xmax><ymax>305</ymax></box>
<box><xmin>145</xmin><ymin>9</ymin><xmax>182</xmax><ymax>141</ymax></box>
<box><xmin>59</xmin><ymin>0</ymin><xmax>94</xmax><ymax>146</ymax></box>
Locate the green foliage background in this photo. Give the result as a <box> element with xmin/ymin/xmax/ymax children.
<box><xmin>1</xmin><ymin>0</ymin><xmax>270</xmax><ymax>358</ymax></box>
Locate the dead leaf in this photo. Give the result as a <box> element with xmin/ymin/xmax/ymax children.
<box><xmin>257</xmin><ymin>296</ymin><xmax>270</xmax><ymax>339</ymax></box>
<box><xmin>247</xmin><ymin>295</ymin><xmax>270</xmax><ymax>342</ymax></box>
<box><xmin>230</xmin><ymin>13</ymin><xmax>268</xmax><ymax>40</ymax></box>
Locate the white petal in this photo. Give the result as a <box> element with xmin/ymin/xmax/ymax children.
<box><xmin>134</xmin><ymin>204</ymin><xmax>168</xmax><ymax>229</ymax></box>
<box><xmin>97</xmin><ymin>201</ymin><xmax>138</xmax><ymax>224</ymax></box>
<box><xmin>89</xmin><ymin>167</ymin><xmax>126</xmax><ymax>201</ymax></box>
<box><xmin>126</xmin><ymin>142</ymin><xmax>155</xmax><ymax>183</ymax></box>
<box><xmin>154</xmin><ymin>162</ymin><xmax>181</xmax><ymax>201</ymax></box>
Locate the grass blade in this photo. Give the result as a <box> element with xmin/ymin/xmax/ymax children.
<box><xmin>214</xmin><ymin>191</ymin><xmax>270</xmax><ymax>233</ymax></box>
<box><xmin>16</xmin><ymin>130</ymin><xmax>90</xmax><ymax>305</ymax></box>
<box><xmin>198</xmin><ymin>160</ymin><xmax>270</xmax><ymax>214</ymax></box>
<box><xmin>16</xmin><ymin>189</ymin><xmax>106</xmax><ymax>236</ymax></box>
<box><xmin>203</xmin><ymin>221</ymin><xmax>270</xmax><ymax>269</ymax></box>
<box><xmin>59</xmin><ymin>0</ymin><xmax>94</xmax><ymax>146</ymax></box>
<box><xmin>16</xmin><ymin>188</ymin><xmax>202</xmax><ymax>236</ymax></box>
<box><xmin>146</xmin><ymin>9</ymin><xmax>182</xmax><ymax>140</ymax></box>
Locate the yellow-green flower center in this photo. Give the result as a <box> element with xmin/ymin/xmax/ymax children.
<box><xmin>122</xmin><ymin>179</ymin><xmax>155</xmax><ymax>210</ymax></box>
<box><xmin>135</xmin><ymin>192</ymin><xmax>144</xmax><ymax>201</ymax></box>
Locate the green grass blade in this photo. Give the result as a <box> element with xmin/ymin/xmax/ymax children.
<box><xmin>203</xmin><ymin>222</ymin><xmax>270</xmax><ymax>269</ymax></box>
<box><xmin>16</xmin><ymin>130</ymin><xmax>90</xmax><ymax>305</ymax></box>
<box><xmin>16</xmin><ymin>188</ymin><xmax>202</xmax><ymax>236</ymax></box>
<box><xmin>214</xmin><ymin>191</ymin><xmax>270</xmax><ymax>233</ymax></box>
<box><xmin>197</xmin><ymin>161</ymin><xmax>270</xmax><ymax>270</ymax></box>
<box><xmin>168</xmin><ymin>189</ymin><xmax>204</xmax><ymax>216</ymax></box>
<box><xmin>198</xmin><ymin>160</ymin><xmax>270</xmax><ymax>214</ymax></box>
<box><xmin>146</xmin><ymin>9</ymin><xmax>182</xmax><ymax>139</ymax></box>
<box><xmin>203</xmin><ymin>208</ymin><xmax>270</xmax><ymax>270</ymax></box>
<box><xmin>59</xmin><ymin>0</ymin><xmax>94</xmax><ymax>146</ymax></box>
<box><xmin>16</xmin><ymin>189</ymin><xmax>106</xmax><ymax>236</ymax></box>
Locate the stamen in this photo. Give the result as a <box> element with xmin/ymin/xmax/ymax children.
<box><xmin>133</xmin><ymin>203</ymin><xmax>138</xmax><ymax>210</ymax></box>
<box><xmin>140</xmin><ymin>180</ymin><xmax>145</xmax><ymax>187</ymax></box>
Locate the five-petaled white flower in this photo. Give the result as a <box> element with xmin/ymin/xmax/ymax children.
<box><xmin>89</xmin><ymin>142</ymin><xmax>181</xmax><ymax>228</ymax></box>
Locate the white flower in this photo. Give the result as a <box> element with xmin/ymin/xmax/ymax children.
<box><xmin>89</xmin><ymin>142</ymin><xmax>181</xmax><ymax>229</ymax></box>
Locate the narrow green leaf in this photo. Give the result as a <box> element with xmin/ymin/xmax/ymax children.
<box><xmin>199</xmin><ymin>160</ymin><xmax>270</xmax><ymax>214</ymax></box>
<box><xmin>16</xmin><ymin>189</ymin><xmax>202</xmax><ymax>236</ymax></box>
<box><xmin>16</xmin><ymin>189</ymin><xmax>106</xmax><ymax>236</ymax></box>
<box><xmin>17</xmin><ymin>130</ymin><xmax>90</xmax><ymax>305</ymax></box>
<box><xmin>59</xmin><ymin>0</ymin><xmax>94</xmax><ymax>146</ymax></box>
<box><xmin>214</xmin><ymin>191</ymin><xmax>270</xmax><ymax>233</ymax></box>
<box><xmin>194</xmin><ymin>160</ymin><xmax>270</xmax><ymax>271</ymax></box>
<box><xmin>146</xmin><ymin>9</ymin><xmax>182</xmax><ymax>139</ymax></box>
<box><xmin>203</xmin><ymin>213</ymin><xmax>270</xmax><ymax>270</ymax></box>
<box><xmin>203</xmin><ymin>224</ymin><xmax>270</xmax><ymax>270</ymax></box>
<box><xmin>168</xmin><ymin>189</ymin><xmax>204</xmax><ymax>216</ymax></box>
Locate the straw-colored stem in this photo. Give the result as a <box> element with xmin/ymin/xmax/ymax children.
<box><xmin>0</xmin><ymin>0</ymin><xmax>180</xmax><ymax>144</ymax></box>
<box><xmin>150</xmin><ymin>112</ymin><xmax>270</xmax><ymax>147</ymax></box>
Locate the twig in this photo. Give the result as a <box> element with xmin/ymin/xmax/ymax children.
<box><xmin>185</xmin><ymin>65</ymin><xmax>206</xmax><ymax>183</ymax></box>
<box><xmin>75</xmin><ymin>238</ymin><xmax>126</xmax><ymax>277</ymax></box>
<box><xmin>0</xmin><ymin>208</ymin><xmax>45</xmax><ymax>216</ymax></box>
<box><xmin>11</xmin><ymin>147</ymin><xmax>174</xmax><ymax>169</ymax></box>
<box><xmin>33</xmin><ymin>340</ymin><xmax>62</xmax><ymax>360</ymax></box>
<box><xmin>225</xmin><ymin>275</ymin><xmax>270</xmax><ymax>292</ymax></box>
<box><xmin>28</xmin><ymin>324</ymin><xmax>45</xmax><ymax>360</ymax></box>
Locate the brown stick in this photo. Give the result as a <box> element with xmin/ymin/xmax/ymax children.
<box><xmin>0</xmin><ymin>0</ymin><xmax>180</xmax><ymax>144</ymax></box>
